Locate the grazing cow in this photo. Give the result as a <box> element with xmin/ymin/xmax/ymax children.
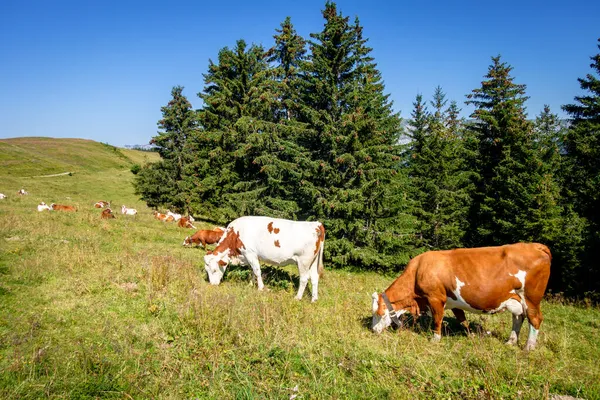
<box><xmin>121</xmin><ymin>205</ymin><xmax>137</xmax><ymax>215</ymax></box>
<box><xmin>51</xmin><ymin>203</ymin><xmax>77</xmax><ymax>212</ymax></box>
<box><xmin>94</xmin><ymin>201</ymin><xmax>110</xmax><ymax>208</ymax></box>
<box><xmin>37</xmin><ymin>202</ymin><xmax>52</xmax><ymax>212</ymax></box>
<box><xmin>204</xmin><ymin>216</ymin><xmax>325</xmax><ymax>302</ymax></box>
<box><xmin>178</xmin><ymin>217</ymin><xmax>197</xmax><ymax>229</ymax></box>
<box><xmin>101</xmin><ymin>208</ymin><xmax>116</xmax><ymax>219</ymax></box>
<box><xmin>371</xmin><ymin>243</ymin><xmax>551</xmax><ymax>351</ymax></box>
<box><xmin>0</xmin><ymin>193</ymin><xmax>6</xmax><ymax>199</ymax></box>
<box><xmin>17</xmin><ymin>189</ymin><xmax>28</xmax><ymax>195</ymax></box>
<box><xmin>183</xmin><ymin>227</ymin><xmax>225</xmax><ymax>249</ymax></box>
<box><xmin>166</xmin><ymin>210</ymin><xmax>182</xmax><ymax>221</ymax></box>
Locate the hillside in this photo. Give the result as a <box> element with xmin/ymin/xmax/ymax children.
<box><xmin>0</xmin><ymin>138</ymin><xmax>599</xmax><ymax>399</ymax></box>
<box><xmin>0</xmin><ymin>137</ymin><xmax>159</xmax><ymax>177</ymax></box>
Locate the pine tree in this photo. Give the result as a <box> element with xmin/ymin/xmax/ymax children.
<box><xmin>407</xmin><ymin>88</ymin><xmax>472</xmax><ymax>250</ymax></box>
<box><xmin>561</xmin><ymin>38</ymin><xmax>600</xmax><ymax>298</ymax></box>
<box><xmin>465</xmin><ymin>56</ymin><xmax>561</xmax><ymax>246</ymax></box>
<box><xmin>296</xmin><ymin>2</ymin><xmax>412</xmax><ymax>270</ymax></box>
<box><xmin>134</xmin><ymin>86</ymin><xmax>197</xmax><ymax>212</ymax></box>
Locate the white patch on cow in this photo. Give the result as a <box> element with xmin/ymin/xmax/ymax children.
<box><xmin>432</xmin><ymin>333</ymin><xmax>442</xmax><ymax>342</ymax></box>
<box><xmin>371</xmin><ymin>292</ymin><xmax>407</xmax><ymax>334</ymax></box>
<box><xmin>488</xmin><ymin>298</ymin><xmax>523</xmax><ymax>315</ymax></box>
<box><xmin>445</xmin><ymin>277</ymin><xmax>481</xmax><ymax>313</ymax></box>
<box><xmin>509</xmin><ymin>270</ymin><xmax>528</xmax><ymax>312</ymax></box>
<box><xmin>0</xmin><ymin>193</ymin><xmax>6</xmax><ymax>199</ymax></box>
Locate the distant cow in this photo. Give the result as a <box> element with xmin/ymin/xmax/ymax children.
<box><xmin>94</xmin><ymin>201</ymin><xmax>110</xmax><ymax>208</ymax></box>
<box><xmin>121</xmin><ymin>205</ymin><xmax>137</xmax><ymax>215</ymax></box>
<box><xmin>153</xmin><ymin>210</ymin><xmax>169</xmax><ymax>221</ymax></box>
<box><xmin>183</xmin><ymin>227</ymin><xmax>225</xmax><ymax>249</ymax></box>
<box><xmin>165</xmin><ymin>215</ymin><xmax>175</xmax><ymax>222</ymax></box>
<box><xmin>51</xmin><ymin>203</ymin><xmax>77</xmax><ymax>212</ymax></box>
<box><xmin>0</xmin><ymin>193</ymin><xmax>7</xmax><ymax>199</ymax></box>
<box><xmin>166</xmin><ymin>210</ymin><xmax>182</xmax><ymax>221</ymax></box>
<box><xmin>17</xmin><ymin>189</ymin><xmax>28</xmax><ymax>195</ymax></box>
<box><xmin>178</xmin><ymin>217</ymin><xmax>197</xmax><ymax>229</ymax></box>
<box><xmin>37</xmin><ymin>202</ymin><xmax>52</xmax><ymax>212</ymax></box>
<box><xmin>101</xmin><ymin>208</ymin><xmax>116</xmax><ymax>219</ymax></box>
<box><xmin>371</xmin><ymin>243</ymin><xmax>551</xmax><ymax>351</ymax></box>
<box><xmin>204</xmin><ymin>216</ymin><xmax>325</xmax><ymax>302</ymax></box>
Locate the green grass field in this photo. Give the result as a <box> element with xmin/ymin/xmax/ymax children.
<box><xmin>1</xmin><ymin>138</ymin><xmax>599</xmax><ymax>399</ymax></box>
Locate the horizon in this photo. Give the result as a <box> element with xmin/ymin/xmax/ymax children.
<box><xmin>1</xmin><ymin>1</ymin><xmax>598</xmax><ymax>147</ymax></box>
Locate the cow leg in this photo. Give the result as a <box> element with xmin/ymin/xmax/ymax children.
<box><xmin>428</xmin><ymin>298</ymin><xmax>445</xmax><ymax>342</ymax></box>
<box><xmin>296</xmin><ymin>263</ymin><xmax>310</xmax><ymax>301</ymax></box>
<box><xmin>451</xmin><ymin>308</ymin><xmax>470</xmax><ymax>335</ymax></box>
<box><xmin>309</xmin><ymin>261</ymin><xmax>320</xmax><ymax>303</ymax></box>
<box><xmin>506</xmin><ymin>313</ymin><xmax>525</xmax><ymax>346</ymax></box>
<box><xmin>524</xmin><ymin>300</ymin><xmax>543</xmax><ymax>351</ymax></box>
<box><xmin>247</xmin><ymin>257</ymin><xmax>265</xmax><ymax>291</ymax></box>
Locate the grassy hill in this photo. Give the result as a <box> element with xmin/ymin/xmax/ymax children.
<box><xmin>0</xmin><ymin>138</ymin><xmax>599</xmax><ymax>399</ymax></box>
<box><xmin>0</xmin><ymin>137</ymin><xmax>159</xmax><ymax>177</ymax></box>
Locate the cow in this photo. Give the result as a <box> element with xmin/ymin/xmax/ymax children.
<box><xmin>153</xmin><ymin>210</ymin><xmax>168</xmax><ymax>221</ymax></box>
<box><xmin>0</xmin><ymin>193</ymin><xmax>6</xmax><ymax>199</ymax></box>
<box><xmin>121</xmin><ymin>205</ymin><xmax>137</xmax><ymax>215</ymax></box>
<box><xmin>101</xmin><ymin>208</ymin><xmax>116</xmax><ymax>219</ymax></box>
<box><xmin>183</xmin><ymin>227</ymin><xmax>225</xmax><ymax>249</ymax></box>
<box><xmin>371</xmin><ymin>243</ymin><xmax>551</xmax><ymax>351</ymax></box>
<box><xmin>166</xmin><ymin>210</ymin><xmax>182</xmax><ymax>221</ymax></box>
<box><xmin>51</xmin><ymin>203</ymin><xmax>77</xmax><ymax>212</ymax></box>
<box><xmin>94</xmin><ymin>201</ymin><xmax>110</xmax><ymax>208</ymax></box>
<box><xmin>17</xmin><ymin>189</ymin><xmax>28</xmax><ymax>195</ymax></box>
<box><xmin>178</xmin><ymin>217</ymin><xmax>197</xmax><ymax>229</ymax></box>
<box><xmin>165</xmin><ymin>215</ymin><xmax>175</xmax><ymax>222</ymax></box>
<box><xmin>37</xmin><ymin>202</ymin><xmax>52</xmax><ymax>212</ymax></box>
<box><xmin>204</xmin><ymin>216</ymin><xmax>325</xmax><ymax>302</ymax></box>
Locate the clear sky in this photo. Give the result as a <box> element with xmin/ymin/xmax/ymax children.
<box><xmin>1</xmin><ymin>1</ymin><xmax>598</xmax><ymax>147</ymax></box>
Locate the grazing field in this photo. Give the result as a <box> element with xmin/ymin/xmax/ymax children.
<box><xmin>0</xmin><ymin>138</ymin><xmax>599</xmax><ymax>399</ymax></box>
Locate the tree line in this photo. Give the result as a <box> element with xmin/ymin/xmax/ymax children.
<box><xmin>133</xmin><ymin>2</ymin><xmax>600</xmax><ymax>300</ymax></box>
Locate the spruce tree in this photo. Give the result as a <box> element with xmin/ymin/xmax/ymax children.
<box><xmin>465</xmin><ymin>56</ymin><xmax>561</xmax><ymax>246</ymax></box>
<box><xmin>134</xmin><ymin>86</ymin><xmax>197</xmax><ymax>212</ymax></box>
<box><xmin>561</xmin><ymin>38</ymin><xmax>600</xmax><ymax>298</ymax></box>
<box><xmin>297</xmin><ymin>2</ymin><xmax>412</xmax><ymax>270</ymax></box>
<box><xmin>408</xmin><ymin>88</ymin><xmax>471</xmax><ymax>250</ymax></box>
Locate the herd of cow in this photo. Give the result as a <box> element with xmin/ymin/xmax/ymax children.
<box><xmin>2</xmin><ymin>188</ymin><xmax>552</xmax><ymax>350</ymax></box>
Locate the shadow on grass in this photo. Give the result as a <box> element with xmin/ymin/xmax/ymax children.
<box><xmin>221</xmin><ymin>263</ymin><xmax>298</xmax><ymax>291</ymax></box>
<box><xmin>360</xmin><ymin>313</ymin><xmax>486</xmax><ymax>338</ymax></box>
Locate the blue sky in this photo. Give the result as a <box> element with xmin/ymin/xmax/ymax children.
<box><xmin>1</xmin><ymin>1</ymin><xmax>598</xmax><ymax>147</ymax></box>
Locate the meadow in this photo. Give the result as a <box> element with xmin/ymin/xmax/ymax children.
<box><xmin>0</xmin><ymin>138</ymin><xmax>599</xmax><ymax>399</ymax></box>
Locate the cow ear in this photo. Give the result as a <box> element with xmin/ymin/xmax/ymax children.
<box><xmin>371</xmin><ymin>292</ymin><xmax>379</xmax><ymax>313</ymax></box>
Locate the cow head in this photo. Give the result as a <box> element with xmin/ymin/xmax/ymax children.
<box><xmin>183</xmin><ymin>236</ymin><xmax>191</xmax><ymax>246</ymax></box>
<box><xmin>371</xmin><ymin>292</ymin><xmax>407</xmax><ymax>334</ymax></box>
<box><xmin>203</xmin><ymin>251</ymin><xmax>229</xmax><ymax>285</ymax></box>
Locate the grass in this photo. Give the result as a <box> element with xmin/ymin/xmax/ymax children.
<box><xmin>0</xmin><ymin>138</ymin><xmax>599</xmax><ymax>399</ymax></box>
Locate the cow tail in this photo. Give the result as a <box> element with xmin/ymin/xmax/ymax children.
<box><xmin>317</xmin><ymin>226</ymin><xmax>325</xmax><ymax>277</ymax></box>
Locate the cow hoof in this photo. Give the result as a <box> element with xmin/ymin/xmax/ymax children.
<box><xmin>295</xmin><ymin>296</ymin><xmax>302</xmax><ymax>301</ymax></box>
<box><xmin>311</xmin><ymin>298</ymin><xmax>318</xmax><ymax>303</ymax></box>
<box><xmin>524</xmin><ymin>342</ymin><xmax>536</xmax><ymax>351</ymax></box>
<box><xmin>431</xmin><ymin>334</ymin><xmax>441</xmax><ymax>343</ymax></box>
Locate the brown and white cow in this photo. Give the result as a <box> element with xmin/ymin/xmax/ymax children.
<box><xmin>101</xmin><ymin>208</ymin><xmax>116</xmax><ymax>219</ymax></box>
<box><xmin>121</xmin><ymin>205</ymin><xmax>137</xmax><ymax>215</ymax></box>
<box><xmin>371</xmin><ymin>243</ymin><xmax>551</xmax><ymax>350</ymax></box>
<box><xmin>17</xmin><ymin>189</ymin><xmax>28</xmax><ymax>195</ymax></box>
<box><xmin>204</xmin><ymin>216</ymin><xmax>325</xmax><ymax>302</ymax></box>
<box><xmin>0</xmin><ymin>193</ymin><xmax>6</xmax><ymax>199</ymax></box>
<box><xmin>94</xmin><ymin>201</ymin><xmax>110</xmax><ymax>208</ymax></box>
<box><xmin>178</xmin><ymin>217</ymin><xmax>197</xmax><ymax>229</ymax></box>
<box><xmin>51</xmin><ymin>203</ymin><xmax>77</xmax><ymax>212</ymax></box>
<box><xmin>38</xmin><ymin>202</ymin><xmax>52</xmax><ymax>212</ymax></box>
<box><xmin>153</xmin><ymin>210</ymin><xmax>168</xmax><ymax>221</ymax></box>
<box><xmin>166</xmin><ymin>210</ymin><xmax>182</xmax><ymax>221</ymax></box>
<box><xmin>183</xmin><ymin>227</ymin><xmax>225</xmax><ymax>249</ymax></box>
